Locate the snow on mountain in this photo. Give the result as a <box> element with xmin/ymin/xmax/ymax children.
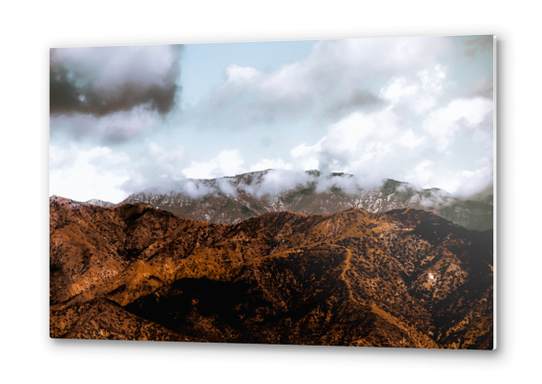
<box><xmin>120</xmin><ymin>170</ymin><xmax>493</xmax><ymax>230</ymax></box>
<box><xmin>85</xmin><ymin>199</ymin><xmax>117</xmax><ymax>208</ymax></box>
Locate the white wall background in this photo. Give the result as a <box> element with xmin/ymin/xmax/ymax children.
<box><xmin>1</xmin><ymin>1</ymin><xmax>538</xmax><ymax>382</ymax></box>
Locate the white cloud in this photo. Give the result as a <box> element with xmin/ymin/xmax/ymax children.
<box><xmin>314</xmin><ymin>174</ymin><xmax>365</xmax><ymax>194</ymax></box>
<box><xmin>224</xmin><ymin>65</ymin><xmax>261</xmax><ymax>84</ymax></box>
<box><xmin>181</xmin><ymin>180</ymin><xmax>212</xmax><ymax>199</ymax></box>
<box><xmin>406</xmin><ymin>160</ymin><xmax>435</xmax><ymax>188</ymax></box>
<box><xmin>422</xmin><ymin>97</ymin><xmax>493</xmax><ymax>150</ymax></box>
<box><xmin>380</xmin><ymin>77</ymin><xmax>418</xmax><ymax>104</ymax></box>
<box><xmin>51</xmin><ymin>104</ymin><xmax>160</xmax><ymax>144</ymax></box>
<box><xmin>291</xmin><ymin>142</ymin><xmax>321</xmax><ymax>170</ymax></box>
<box><xmin>182</xmin><ymin>149</ymin><xmax>245</xmax><ymax>179</ymax></box>
<box><xmin>144</xmin><ymin>141</ymin><xmax>186</xmax><ymax>176</ymax></box>
<box><xmin>115</xmin><ymin>141</ymin><xmax>190</xmax><ymax>196</ymax></box>
<box><xmin>249</xmin><ymin>158</ymin><xmax>292</xmax><ymax>172</ymax></box>
<box><xmin>49</xmin><ymin>145</ymin><xmax>130</xmax><ymax>203</ymax></box>
<box><xmin>452</xmin><ymin>163</ymin><xmax>493</xmax><ymax>196</ymax></box>
<box><xmin>216</xmin><ymin>178</ymin><xmax>238</xmax><ymax>196</ymax></box>
<box><xmin>239</xmin><ymin>169</ymin><xmax>314</xmax><ymax>198</ymax></box>
<box><xmin>290</xmin><ymin>108</ymin><xmax>427</xmax><ymax>184</ymax></box>
<box><xmin>49</xmin><ymin>144</ymin><xmax>79</xmax><ymax>171</ymax></box>
<box><xmin>400</xmin><ymin>129</ymin><xmax>426</xmax><ymax>148</ymax></box>
<box><xmin>406</xmin><ymin>158</ymin><xmax>493</xmax><ymax>196</ymax></box>
<box><xmin>194</xmin><ymin>36</ymin><xmax>453</xmax><ymax>130</ymax></box>
<box><xmin>379</xmin><ymin>65</ymin><xmax>448</xmax><ymax>115</ymax></box>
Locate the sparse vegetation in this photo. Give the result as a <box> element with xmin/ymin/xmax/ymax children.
<box><xmin>50</xmin><ymin>200</ymin><xmax>493</xmax><ymax>349</ymax></box>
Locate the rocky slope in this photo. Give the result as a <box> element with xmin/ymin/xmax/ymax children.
<box><xmin>50</xmin><ymin>196</ymin><xmax>493</xmax><ymax>349</ymax></box>
<box><xmin>121</xmin><ymin>170</ymin><xmax>493</xmax><ymax>231</ymax></box>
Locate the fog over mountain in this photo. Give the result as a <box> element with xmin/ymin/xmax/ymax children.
<box><xmin>122</xmin><ymin>170</ymin><xmax>493</xmax><ymax>231</ymax></box>
<box><xmin>60</xmin><ymin>169</ymin><xmax>491</xmax><ymax>231</ymax></box>
<box><xmin>50</xmin><ymin>37</ymin><xmax>494</xmax><ymax>204</ymax></box>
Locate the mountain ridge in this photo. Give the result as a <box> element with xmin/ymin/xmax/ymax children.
<box><xmin>119</xmin><ymin>170</ymin><xmax>493</xmax><ymax>231</ymax></box>
<box><xmin>50</xmin><ymin>198</ymin><xmax>493</xmax><ymax>348</ymax></box>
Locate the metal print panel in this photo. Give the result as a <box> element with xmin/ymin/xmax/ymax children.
<box><xmin>49</xmin><ymin>36</ymin><xmax>495</xmax><ymax>349</ymax></box>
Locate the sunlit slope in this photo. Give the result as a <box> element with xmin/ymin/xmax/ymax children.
<box><xmin>50</xmin><ymin>197</ymin><xmax>493</xmax><ymax>349</ymax></box>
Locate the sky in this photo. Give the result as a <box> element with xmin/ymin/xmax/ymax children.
<box><xmin>50</xmin><ymin>35</ymin><xmax>494</xmax><ymax>203</ymax></box>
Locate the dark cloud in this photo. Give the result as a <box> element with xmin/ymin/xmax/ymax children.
<box><xmin>50</xmin><ymin>45</ymin><xmax>183</xmax><ymax>117</ymax></box>
<box><xmin>324</xmin><ymin>89</ymin><xmax>383</xmax><ymax>121</ymax></box>
<box><xmin>462</xmin><ymin>35</ymin><xmax>493</xmax><ymax>58</ymax></box>
<box><xmin>193</xmin><ymin>68</ymin><xmax>384</xmax><ymax>131</ymax></box>
<box><xmin>464</xmin><ymin>76</ymin><xmax>493</xmax><ymax>99</ymax></box>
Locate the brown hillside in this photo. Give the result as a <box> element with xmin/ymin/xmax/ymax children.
<box><xmin>50</xmin><ymin>196</ymin><xmax>493</xmax><ymax>349</ymax></box>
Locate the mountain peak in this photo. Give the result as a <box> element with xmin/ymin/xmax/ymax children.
<box><xmin>119</xmin><ymin>170</ymin><xmax>492</xmax><ymax>230</ymax></box>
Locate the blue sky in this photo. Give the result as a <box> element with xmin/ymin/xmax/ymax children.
<box><xmin>180</xmin><ymin>40</ymin><xmax>317</xmax><ymax>107</ymax></box>
<box><xmin>50</xmin><ymin>36</ymin><xmax>494</xmax><ymax>203</ymax></box>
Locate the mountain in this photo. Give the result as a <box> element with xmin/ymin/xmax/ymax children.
<box><xmin>85</xmin><ymin>198</ymin><xmax>116</xmax><ymax>208</ymax></box>
<box><xmin>121</xmin><ymin>170</ymin><xmax>494</xmax><ymax>231</ymax></box>
<box><xmin>50</xmin><ymin>196</ymin><xmax>493</xmax><ymax>349</ymax></box>
<box><xmin>436</xmin><ymin>185</ymin><xmax>494</xmax><ymax>231</ymax></box>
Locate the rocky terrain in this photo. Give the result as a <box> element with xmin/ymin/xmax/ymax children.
<box><xmin>50</xmin><ymin>196</ymin><xmax>493</xmax><ymax>349</ymax></box>
<box><xmin>121</xmin><ymin>170</ymin><xmax>493</xmax><ymax>231</ymax></box>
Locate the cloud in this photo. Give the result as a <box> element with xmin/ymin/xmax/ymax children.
<box><xmin>285</xmin><ymin>99</ymin><xmax>493</xmax><ymax>196</ymax></box>
<box><xmin>216</xmin><ymin>178</ymin><xmax>238</xmax><ymax>197</ymax></box>
<box><xmin>406</xmin><ymin>158</ymin><xmax>493</xmax><ymax>196</ymax></box>
<box><xmin>49</xmin><ymin>37</ymin><xmax>494</xmax><ymax>203</ymax></box>
<box><xmin>422</xmin><ymin>97</ymin><xmax>493</xmax><ymax>150</ymax></box>
<box><xmin>192</xmin><ymin>36</ymin><xmax>453</xmax><ymax>130</ymax></box>
<box><xmin>49</xmin><ymin>145</ymin><xmax>130</xmax><ymax>203</ymax></box>
<box><xmin>118</xmin><ymin>141</ymin><xmax>190</xmax><ymax>195</ymax></box>
<box><xmin>182</xmin><ymin>149</ymin><xmax>245</xmax><ymax>179</ymax></box>
<box><xmin>238</xmin><ymin>169</ymin><xmax>315</xmax><ymax>198</ymax></box>
<box><xmin>49</xmin><ymin>144</ymin><xmax>79</xmax><ymax>171</ymax></box>
<box><xmin>119</xmin><ymin>146</ymin><xmax>294</xmax><ymax>197</ymax></box>
<box><xmin>291</xmin><ymin>143</ymin><xmax>321</xmax><ymax>171</ymax></box>
<box><xmin>464</xmin><ymin>76</ymin><xmax>493</xmax><ymax>99</ymax></box>
<box><xmin>314</xmin><ymin>173</ymin><xmax>366</xmax><ymax>195</ymax></box>
<box><xmin>50</xmin><ymin>45</ymin><xmax>183</xmax><ymax>146</ymax></box>
<box><xmin>461</xmin><ymin>35</ymin><xmax>493</xmax><ymax>59</ymax></box>
<box><xmin>379</xmin><ymin>64</ymin><xmax>447</xmax><ymax>115</ymax></box>
<box><xmin>50</xmin><ymin>45</ymin><xmax>183</xmax><ymax>117</ymax></box>
<box><xmin>249</xmin><ymin>158</ymin><xmax>292</xmax><ymax>172</ymax></box>
<box><xmin>405</xmin><ymin>160</ymin><xmax>435</xmax><ymax>188</ymax></box>
<box><xmin>289</xmin><ymin>107</ymin><xmax>429</xmax><ymax>187</ymax></box>
<box><xmin>50</xmin><ymin>144</ymin><xmax>130</xmax><ymax>173</ymax></box>
<box><xmin>50</xmin><ymin>104</ymin><xmax>160</xmax><ymax>145</ymax></box>
<box><xmin>118</xmin><ymin>146</ymin><xmax>244</xmax><ymax>199</ymax></box>
<box><xmin>183</xmin><ymin>181</ymin><xmax>214</xmax><ymax>199</ymax></box>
